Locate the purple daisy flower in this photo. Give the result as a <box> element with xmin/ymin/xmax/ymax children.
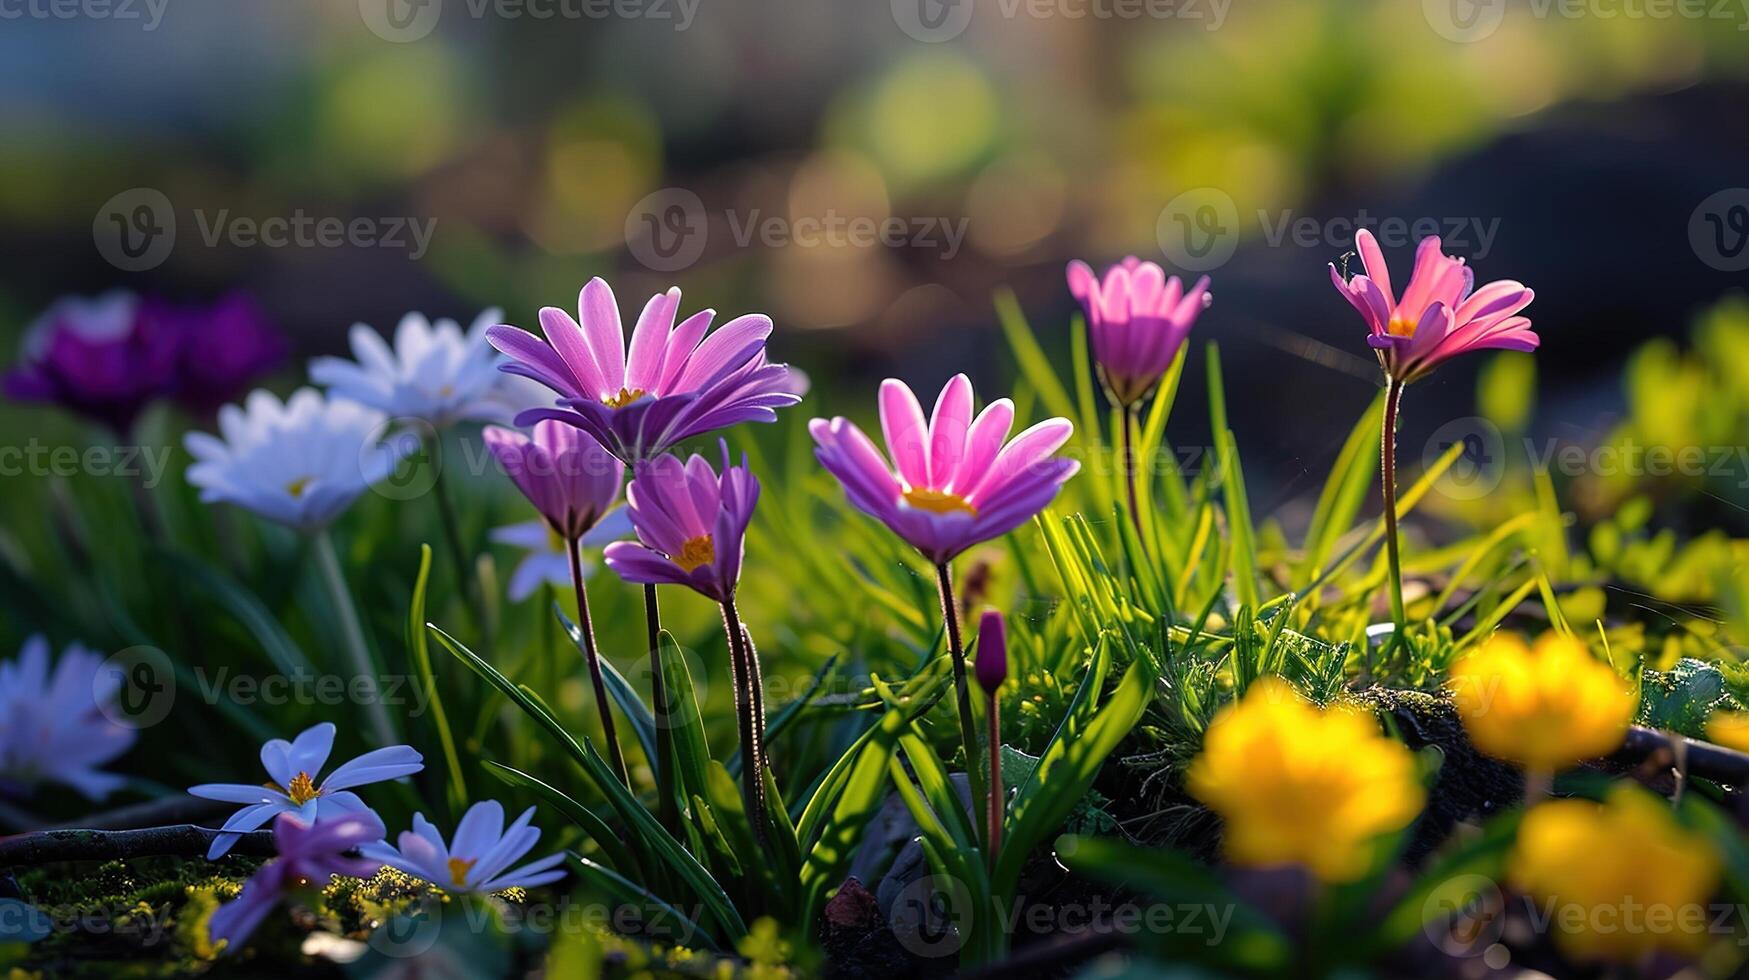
<box><xmin>603</xmin><ymin>442</ymin><xmax>758</xmax><ymax>603</ymax></box>
<box><xmin>0</xmin><ymin>635</ymin><xmax>137</xmax><ymax>801</ymax></box>
<box><xmin>486</xmin><ymin>278</ymin><xmax>800</xmax><ymax>463</ymax></box>
<box><xmin>188</xmin><ymin>722</ymin><xmax>422</xmax><ymax>859</ymax></box>
<box><xmin>207</xmin><ymin>811</ymin><xmax>386</xmax><ymax>954</ymax></box>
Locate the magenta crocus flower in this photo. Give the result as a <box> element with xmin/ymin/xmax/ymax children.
<box><xmin>207</xmin><ymin>811</ymin><xmax>385</xmax><ymax>954</ymax></box>
<box><xmin>1066</xmin><ymin>257</ymin><xmax>1211</xmax><ymax>406</ymax></box>
<box><xmin>483</xmin><ymin>421</ymin><xmax>625</xmax><ymax>541</ymax></box>
<box><xmin>4</xmin><ymin>292</ymin><xmax>285</xmax><ymax>432</ymax></box>
<box><xmin>152</xmin><ymin>292</ymin><xmax>286</xmax><ymax>418</ymax></box>
<box><xmin>3</xmin><ymin>292</ymin><xmax>182</xmax><ymax>433</ymax></box>
<box><xmin>1330</xmin><ymin>229</ymin><xmax>1537</xmax><ymax>385</ymax></box>
<box><xmin>604</xmin><ymin>442</ymin><xmax>758</xmax><ymax>604</ymax></box>
<box><xmin>487</xmin><ymin>278</ymin><xmax>800</xmax><ymax>463</ymax></box>
<box><xmin>810</xmin><ymin>375</ymin><xmax>1079</xmax><ymax>566</ymax></box>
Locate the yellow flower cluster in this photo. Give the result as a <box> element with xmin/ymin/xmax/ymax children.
<box><xmin>1510</xmin><ymin>786</ymin><xmax>1722</xmax><ymax>962</ymax></box>
<box><xmin>1450</xmin><ymin>632</ymin><xmax>1635</xmax><ymax>773</ymax></box>
<box><xmin>1186</xmin><ymin>678</ymin><xmax>1425</xmax><ymax>882</ymax></box>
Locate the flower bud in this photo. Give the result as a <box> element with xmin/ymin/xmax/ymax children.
<box><xmin>974</xmin><ymin>609</ymin><xmax>1007</xmax><ymax>694</ymax></box>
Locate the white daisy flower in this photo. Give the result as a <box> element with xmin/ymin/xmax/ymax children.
<box><xmin>310</xmin><ymin>308</ymin><xmax>514</xmax><ymax>427</ymax></box>
<box><xmin>490</xmin><ymin>508</ymin><xmax>632</xmax><ymax>602</ymax></box>
<box><xmin>185</xmin><ymin>388</ymin><xmax>413</xmax><ymax>531</ymax></box>
<box><xmin>0</xmin><ymin>635</ymin><xmax>136</xmax><ymax>801</ymax></box>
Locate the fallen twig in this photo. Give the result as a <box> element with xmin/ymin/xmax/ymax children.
<box><xmin>0</xmin><ymin>824</ymin><xmax>275</xmax><ymax>867</ymax></box>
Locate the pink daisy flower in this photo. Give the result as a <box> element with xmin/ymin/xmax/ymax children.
<box><xmin>809</xmin><ymin>374</ymin><xmax>1079</xmax><ymax>566</ymax></box>
<box><xmin>603</xmin><ymin>442</ymin><xmax>759</xmax><ymax>604</ymax></box>
<box><xmin>1331</xmin><ymin>229</ymin><xmax>1538</xmax><ymax>384</ymax></box>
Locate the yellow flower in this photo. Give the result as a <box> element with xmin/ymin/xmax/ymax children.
<box><xmin>1186</xmin><ymin>677</ymin><xmax>1425</xmax><ymax>882</ymax></box>
<box><xmin>1449</xmin><ymin>632</ymin><xmax>1634</xmax><ymax>773</ymax></box>
<box><xmin>1705</xmin><ymin>712</ymin><xmax>1749</xmax><ymax>753</ymax></box>
<box><xmin>1510</xmin><ymin>785</ymin><xmax>1722</xmax><ymax>962</ymax></box>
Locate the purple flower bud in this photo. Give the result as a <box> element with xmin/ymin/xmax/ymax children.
<box><xmin>975</xmin><ymin>609</ymin><xmax>1007</xmax><ymax>694</ymax></box>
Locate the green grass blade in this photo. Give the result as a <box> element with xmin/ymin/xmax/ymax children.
<box><xmin>408</xmin><ymin>544</ymin><xmax>467</xmax><ymax>814</ymax></box>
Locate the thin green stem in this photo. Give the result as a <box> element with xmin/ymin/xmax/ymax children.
<box><xmin>645</xmin><ymin>583</ymin><xmax>679</xmax><ymax>834</ymax></box>
<box><xmin>986</xmin><ymin>691</ymin><xmax>1002</xmax><ymax>878</ymax></box>
<box><xmin>567</xmin><ymin>536</ymin><xmax>630</xmax><ymax>788</ymax></box>
<box><xmin>720</xmin><ymin>596</ymin><xmax>767</xmax><ymax>842</ymax></box>
<box><xmin>1380</xmin><ymin>377</ymin><xmax>1409</xmax><ymax>656</ymax></box>
<box><xmin>313</xmin><ymin>530</ymin><xmax>397</xmax><ymax>746</ymax></box>
<box><xmin>935</xmin><ymin>562</ymin><xmax>988</xmax><ymax>851</ymax></box>
<box><xmin>1122</xmin><ymin>403</ymin><xmax>1143</xmax><ymax>540</ymax></box>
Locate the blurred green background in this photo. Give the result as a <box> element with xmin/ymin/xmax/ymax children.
<box><xmin>2</xmin><ymin>0</ymin><xmax>1748</xmax><ymax>515</ymax></box>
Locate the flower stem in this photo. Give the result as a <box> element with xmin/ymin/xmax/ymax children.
<box><xmin>313</xmin><ymin>530</ymin><xmax>397</xmax><ymax>747</ymax></box>
<box><xmin>935</xmin><ymin>563</ymin><xmax>988</xmax><ymax>850</ymax></box>
<box><xmin>567</xmin><ymin>536</ymin><xmax>630</xmax><ymax>788</ymax></box>
<box><xmin>1380</xmin><ymin>377</ymin><xmax>1409</xmax><ymax>657</ymax></box>
<box><xmin>719</xmin><ymin>596</ymin><xmax>767</xmax><ymax>841</ymax></box>
<box><xmin>645</xmin><ymin>583</ymin><xmax>680</xmax><ymax>834</ymax></box>
<box><xmin>986</xmin><ymin>690</ymin><xmax>1002</xmax><ymax>877</ymax></box>
<box><xmin>1122</xmin><ymin>403</ymin><xmax>1144</xmax><ymax>541</ymax></box>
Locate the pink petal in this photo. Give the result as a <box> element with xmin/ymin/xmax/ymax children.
<box><xmin>671</xmin><ymin>314</ymin><xmax>771</xmax><ymax>393</ymax></box>
<box><xmin>625</xmin><ymin>288</ymin><xmax>679</xmax><ymax>393</ymax></box>
<box><xmin>578</xmin><ymin>278</ymin><xmax>627</xmax><ymax>393</ymax></box>
<box><xmin>969</xmin><ymin>418</ymin><xmax>1074</xmax><ymax>504</ymax></box>
<box><xmin>655</xmin><ymin>308</ymin><xmax>715</xmax><ymax>394</ymax></box>
<box><xmin>1066</xmin><ymin>260</ymin><xmax>1097</xmax><ymax>301</ymax></box>
<box><xmin>538</xmin><ymin>307</ymin><xmax>609</xmax><ymax>401</ymax></box>
<box><xmin>879</xmin><ymin>379</ymin><xmax>931</xmax><ymax>489</ymax></box>
<box><xmin>927</xmin><ymin>374</ymin><xmax>974</xmax><ymax>487</ymax></box>
<box><xmin>951</xmin><ymin>398</ymin><xmax>1014</xmax><ymax>496</ymax></box>
<box><xmin>1354</xmin><ymin>229</ymin><xmax>1395</xmax><ymax>308</ymax></box>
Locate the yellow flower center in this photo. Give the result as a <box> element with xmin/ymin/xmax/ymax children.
<box><xmin>1386</xmin><ymin>315</ymin><xmax>1416</xmax><ymax>337</ymax></box>
<box><xmin>674</xmin><ymin>535</ymin><xmax>715</xmax><ymax>572</ymax></box>
<box><xmin>285</xmin><ymin>476</ymin><xmax>313</xmax><ymax>499</ymax></box>
<box><xmin>902</xmin><ymin>487</ymin><xmax>978</xmax><ymax>516</ymax></box>
<box><xmin>602</xmin><ymin>387</ymin><xmax>646</xmax><ymax>408</ymax></box>
<box><xmin>285</xmin><ymin>771</ymin><xmax>320</xmax><ymax>805</ymax></box>
<box><xmin>447</xmin><ymin>857</ymin><xmax>477</xmax><ymax>888</ymax></box>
